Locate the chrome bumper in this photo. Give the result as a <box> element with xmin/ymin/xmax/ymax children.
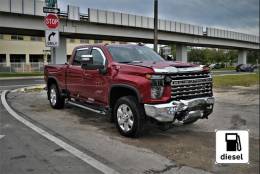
<box><xmin>144</xmin><ymin>97</ymin><xmax>215</xmax><ymax>122</ymax></box>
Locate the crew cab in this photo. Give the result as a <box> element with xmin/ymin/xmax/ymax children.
<box><xmin>44</xmin><ymin>44</ymin><xmax>214</xmax><ymax>137</ymax></box>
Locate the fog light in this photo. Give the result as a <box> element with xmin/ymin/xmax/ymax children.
<box><xmin>207</xmin><ymin>105</ymin><xmax>213</xmax><ymax>109</ymax></box>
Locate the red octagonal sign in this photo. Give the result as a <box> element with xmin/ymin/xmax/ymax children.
<box><xmin>44</xmin><ymin>14</ymin><xmax>59</xmax><ymax>29</ymax></box>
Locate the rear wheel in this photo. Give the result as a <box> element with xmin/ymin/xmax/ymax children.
<box><xmin>114</xmin><ymin>96</ymin><xmax>145</xmax><ymax>137</ymax></box>
<box><xmin>48</xmin><ymin>84</ymin><xmax>64</xmax><ymax>109</ymax></box>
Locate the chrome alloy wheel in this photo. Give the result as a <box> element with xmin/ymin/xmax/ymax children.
<box><xmin>117</xmin><ymin>104</ymin><xmax>134</xmax><ymax>132</ymax></box>
<box><xmin>50</xmin><ymin>88</ymin><xmax>57</xmax><ymax>106</ymax></box>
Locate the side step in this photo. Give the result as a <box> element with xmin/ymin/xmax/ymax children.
<box><xmin>67</xmin><ymin>101</ymin><xmax>107</xmax><ymax>115</ymax></box>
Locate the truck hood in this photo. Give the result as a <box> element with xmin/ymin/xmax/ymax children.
<box><xmin>126</xmin><ymin>61</ymin><xmax>203</xmax><ymax>73</ymax></box>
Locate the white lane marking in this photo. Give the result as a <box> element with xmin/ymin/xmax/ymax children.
<box><xmin>1</xmin><ymin>90</ymin><xmax>119</xmax><ymax>174</ymax></box>
<box><xmin>0</xmin><ymin>135</ymin><xmax>5</xmax><ymax>140</ymax></box>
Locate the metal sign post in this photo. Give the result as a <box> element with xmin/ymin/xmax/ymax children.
<box><xmin>44</xmin><ymin>3</ymin><xmax>60</xmax><ymax>64</ymax></box>
<box><xmin>154</xmin><ymin>0</ymin><xmax>158</xmax><ymax>53</ymax></box>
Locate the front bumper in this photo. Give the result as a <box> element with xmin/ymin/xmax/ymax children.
<box><xmin>144</xmin><ymin>97</ymin><xmax>215</xmax><ymax>122</ymax></box>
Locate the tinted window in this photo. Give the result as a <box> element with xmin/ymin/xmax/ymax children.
<box><xmin>91</xmin><ymin>49</ymin><xmax>104</xmax><ymax>65</ymax></box>
<box><xmin>73</xmin><ymin>48</ymin><xmax>90</xmax><ymax>65</ymax></box>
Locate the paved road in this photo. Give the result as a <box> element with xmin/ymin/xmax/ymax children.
<box><xmin>0</xmin><ymin>78</ymin><xmax>101</xmax><ymax>174</ymax></box>
<box><xmin>0</xmin><ymin>78</ymin><xmax>259</xmax><ymax>174</ymax></box>
<box><xmin>0</xmin><ymin>78</ymin><xmax>213</xmax><ymax>174</ymax></box>
<box><xmin>0</xmin><ymin>78</ymin><xmax>44</xmax><ymax>91</ymax></box>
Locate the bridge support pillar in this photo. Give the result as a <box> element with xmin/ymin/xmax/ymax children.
<box><xmin>25</xmin><ymin>54</ymin><xmax>30</xmax><ymax>64</ymax></box>
<box><xmin>6</xmin><ymin>54</ymin><xmax>10</xmax><ymax>67</ymax></box>
<box><xmin>51</xmin><ymin>36</ymin><xmax>67</xmax><ymax>64</ymax></box>
<box><xmin>238</xmin><ymin>50</ymin><xmax>247</xmax><ymax>64</ymax></box>
<box><xmin>176</xmin><ymin>45</ymin><xmax>187</xmax><ymax>62</ymax></box>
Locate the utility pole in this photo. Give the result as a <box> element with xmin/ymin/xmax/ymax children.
<box><xmin>154</xmin><ymin>0</ymin><xmax>158</xmax><ymax>53</ymax></box>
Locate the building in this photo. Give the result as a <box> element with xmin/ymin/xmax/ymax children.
<box><xmin>0</xmin><ymin>34</ymin><xmax>123</xmax><ymax>66</ymax></box>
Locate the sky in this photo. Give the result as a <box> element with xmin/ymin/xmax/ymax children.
<box><xmin>58</xmin><ymin>0</ymin><xmax>259</xmax><ymax>36</ymax></box>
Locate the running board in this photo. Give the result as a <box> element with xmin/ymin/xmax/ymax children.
<box><xmin>67</xmin><ymin>101</ymin><xmax>106</xmax><ymax>115</ymax></box>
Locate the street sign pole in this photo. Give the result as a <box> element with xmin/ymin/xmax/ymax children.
<box><xmin>44</xmin><ymin>12</ymin><xmax>60</xmax><ymax>64</ymax></box>
<box><xmin>154</xmin><ymin>0</ymin><xmax>158</xmax><ymax>53</ymax></box>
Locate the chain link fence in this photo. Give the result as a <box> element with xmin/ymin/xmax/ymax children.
<box><xmin>0</xmin><ymin>62</ymin><xmax>48</xmax><ymax>72</ymax></box>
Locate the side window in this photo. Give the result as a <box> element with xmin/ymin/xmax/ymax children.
<box><xmin>91</xmin><ymin>49</ymin><xmax>104</xmax><ymax>65</ymax></box>
<box><xmin>73</xmin><ymin>48</ymin><xmax>90</xmax><ymax>65</ymax></box>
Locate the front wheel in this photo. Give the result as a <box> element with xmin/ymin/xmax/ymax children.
<box><xmin>114</xmin><ymin>96</ymin><xmax>145</xmax><ymax>137</ymax></box>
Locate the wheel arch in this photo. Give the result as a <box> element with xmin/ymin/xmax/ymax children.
<box><xmin>109</xmin><ymin>84</ymin><xmax>142</xmax><ymax>110</ymax></box>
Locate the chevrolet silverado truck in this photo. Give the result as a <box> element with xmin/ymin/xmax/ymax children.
<box><xmin>44</xmin><ymin>44</ymin><xmax>214</xmax><ymax>137</ymax></box>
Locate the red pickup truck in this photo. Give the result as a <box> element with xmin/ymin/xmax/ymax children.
<box><xmin>44</xmin><ymin>44</ymin><xmax>214</xmax><ymax>137</ymax></box>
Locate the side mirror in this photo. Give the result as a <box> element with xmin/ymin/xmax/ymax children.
<box><xmin>81</xmin><ymin>55</ymin><xmax>107</xmax><ymax>74</ymax></box>
<box><xmin>81</xmin><ymin>55</ymin><xmax>93</xmax><ymax>69</ymax></box>
<box><xmin>81</xmin><ymin>55</ymin><xmax>93</xmax><ymax>65</ymax></box>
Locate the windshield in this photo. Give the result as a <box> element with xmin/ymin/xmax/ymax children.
<box><xmin>107</xmin><ymin>45</ymin><xmax>164</xmax><ymax>63</ymax></box>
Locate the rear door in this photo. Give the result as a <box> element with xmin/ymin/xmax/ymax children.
<box><xmin>80</xmin><ymin>47</ymin><xmax>108</xmax><ymax>105</ymax></box>
<box><xmin>66</xmin><ymin>47</ymin><xmax>91</xmax><ymax>98</ymax></box>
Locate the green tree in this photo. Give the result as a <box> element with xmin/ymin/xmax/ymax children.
<box><xmin>247</xmin><ymin>50</ymin><xmax>260</xmax><ymax>64</ymax></box>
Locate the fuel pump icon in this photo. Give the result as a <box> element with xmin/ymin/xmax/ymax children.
<box><xmin>225</xmin><ymin>133</ymin><xmax>242</xmax><ymax>151</ymax></box>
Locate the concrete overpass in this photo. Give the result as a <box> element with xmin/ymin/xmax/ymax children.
<box><xmin>0</xmin><ymin>0</ymin><xmax>259</xmax><ymax>64</ymax></box>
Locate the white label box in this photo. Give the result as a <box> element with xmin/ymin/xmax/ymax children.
<box><xmin>216</xmin><ymin>130</ymin><xmax>249</xmax><ymax>164</ymax></box>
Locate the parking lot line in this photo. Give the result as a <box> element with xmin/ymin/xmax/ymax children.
<box><xmin>1</xmin><ymin>90</ymin><xmax>120</xmax><ymax>174</ymax></box>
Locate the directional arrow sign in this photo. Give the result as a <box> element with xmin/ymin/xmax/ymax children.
<box><xmin>45</xmin><ymin>30</ymin><xmax>59</xmax><ymax>47</ymax></box>
<box><xmin>0</xmin><ymin>135</ymin><xmax>5</xmax><ymax>140</ymax></box>
<box><xmin>48</xmin><ymin>32</ymin><xmax>56</xmax><ymax>41</ymax></box>
<box><xmin>43</xmin><ymin>7</ymin><xmax>60</xmax><ymax>14</ymax></box>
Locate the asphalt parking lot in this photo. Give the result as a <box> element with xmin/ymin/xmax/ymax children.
<box><xmin>1</xmin><ymin>84</ymin><xmax>258</xmax><ymax>174</ymax></box>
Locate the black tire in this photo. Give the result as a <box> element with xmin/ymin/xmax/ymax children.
<box><xmin>114</xmin><ymin>96</ymin><xmax>145</xmax><ymax>137</ymax></box>
<box><xmin>48</xmin><ymin>83</ymin><xmax>64</xmax><ymax>109</ymax></box>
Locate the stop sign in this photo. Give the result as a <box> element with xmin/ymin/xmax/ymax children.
<box><xmin>44</xmin><ymin>14</ymin><xmax>59</xmax><ymax>29</ymax></box>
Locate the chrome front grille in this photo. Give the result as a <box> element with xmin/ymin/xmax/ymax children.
<box><xmin>170</xmin><ymin>72</ymin><xmax>213</xmax><ymax>100</ymax></box>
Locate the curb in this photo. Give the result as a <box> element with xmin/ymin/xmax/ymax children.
<box><xmin>213</xmin><ymin>72</ymin><xmax>256</xmax><ymax>77</ymax></box>
<box><xmin>212</xmin><ymin>70</ymin><xmax>235</xmax><ymax>73</ymax></box>
<box><xmin>10</xmin><ymin>84</ymin><xmax>45</xmax><ymax>93</ymax></box>
<box><xmin>0</xmin><ymin>76</ymin><xmax>44</xmax><ymax>80</ymax></box>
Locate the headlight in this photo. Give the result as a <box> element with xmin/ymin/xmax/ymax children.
<box><xmin>151</xmin><ymin>86</ymin><xmax>164</xmax><ymax>99</ymax></box>
<box><xmin>150</xmin><ymin>75</ymin><xmax>165</xmax><ymax>80</ymax></box>
<box><xmin>147</xmin><ymin>74</ymin><xmax>165</xmax><ymax>99</ymax></box>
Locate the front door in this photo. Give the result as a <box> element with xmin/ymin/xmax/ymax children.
<box><xmin>66</xmin><ymin>47</ymin><xmax>90</xmax><ymax>98</ymax></box>
<box><xmin>81</xmin><ymin>47</ymin><xmax>108</xmax><ymax>105</ymax></box>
